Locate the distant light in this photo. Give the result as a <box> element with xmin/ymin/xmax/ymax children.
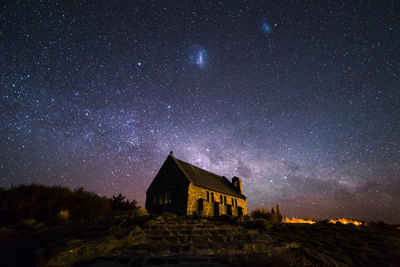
<box><xmin>137</xmin><ymin>62</ymin><xmax>142</xmax><ymax>66</ymax></box>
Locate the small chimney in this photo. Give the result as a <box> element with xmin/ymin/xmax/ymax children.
<box><xmin>232</xmin><ymin>176</ymin><xmax>243</xmax><ymax>195</ymax></box>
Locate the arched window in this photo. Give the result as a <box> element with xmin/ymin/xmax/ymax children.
<box><xmin>224</xmin><ymin>196</ymin><xmax>226</xmax><ymax>205</ymax></box>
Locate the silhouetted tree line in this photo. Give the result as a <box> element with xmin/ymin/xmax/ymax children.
<box><xmin>0</xmin><ymin>184</ymin><xmax>138</xmax><ymax>222</ymax></box>
<box><xmin>111</xmin><ymin>193</ymin><xmax>138</xmax><ymax>211</ymax></box>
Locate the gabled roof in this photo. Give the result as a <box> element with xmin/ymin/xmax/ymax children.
<box><xmin>169</xmin><ymin>154</ymin><xmax>246</xmax><ymax>199</ymax></box>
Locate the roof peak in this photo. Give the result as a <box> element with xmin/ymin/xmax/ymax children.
<box><xmin>167</xmin><ymin>153</ymin><xmax>246</xmax><ymax>199</ymax></box>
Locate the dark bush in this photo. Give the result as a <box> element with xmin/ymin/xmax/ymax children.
<box><xmin>251</xmin><ymin>208</ymin><xmax>280</xmax><ymax>223</ymax></box>
<box><xmin>377</xmin><ymin>220</ymin><xmax>389</xmax><ymax>228</ymax></box>
<box><xmin>254</xmin><ymin>218</ymin><xmax>272</xmax><ymax>232</ymax></box>
<box><xmin>275</xmin><ymin>204</ymin><xmax>283</xmax><ymax>222</ymax></box>
<box><xmin>112</xmin><ymin>193</ymin><xmax>138</xmax><ymax>211</ymax></box>
<box><xmin>251</xmin><ymin>208</ymin><xmax>269</xmax><ymax>218</ymax></box>
<box><xmin>317</xmin><ymin>219</ymin><xmax>330</xmax><ymax>225</ymax></box>
<box><xmin>0</xmin><ymin>184</ymin><xmax>138</xmax><ymax>223</ymax></box>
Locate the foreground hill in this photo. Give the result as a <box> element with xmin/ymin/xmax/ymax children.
<box><xmin>1</xmin><ymin>212</ymin><xmax>400</xmax><ymax>266</ymax></box>
<box><xmin>1</xmin><ymin>185</ymin><xmax>399</xmax><ymax>266</ymax></box>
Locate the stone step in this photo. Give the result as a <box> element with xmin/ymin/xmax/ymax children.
<box><xmin>144</xmin><ymin>229</ymin><xmax>260</xmax><ymax>237</ymax></box>
<box><xmin>88</xmin><ymin>242</ymin><xmax>276</xmax><ymax>267</ymax></box>
<box><xmin>155</xmin><ymin>224</ymin><xmax>239</xmax><ymax>227</ymax></box>
<box><xmin>145</xmin><ymin>233</ymin><xmax>268</xmax><ymax>244</ymax></box>
<box><xmin>128</xmin><ymin>239</ymin><xmax>272</xmax><ymax>255</ymax></box>
<box><xmin>146</xmin><ymin>225</ymin><xmax>246</xmax><ymax>230</ymax></box>
<box><xmin>145</xmin><ymin>229</ymin><xmax>242</xmax><ymax>236</ymax></box>
<box><xmin>146</xmin><ymin>230</ymin><xmax>242</xmax><ymax>236</ymax></box>
<box><xmin>95</xmin><ymin>254</ymin><xmax>233</xmax><ymax>267</ymax></box>
<box><xmin>146</xmin><ymin>225</ymin><xmax>223</xmax><ymax>231</ymax></box>
<box><xmin>147</xmin><ymin>223</ymin><xmax>239</xmax><ymax>229</ymax></box>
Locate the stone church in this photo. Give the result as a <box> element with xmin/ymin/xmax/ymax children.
<box><xmin>145</xmin><ymin>152</ymin><xmax>247</xmax><ymax>217</ymax></box>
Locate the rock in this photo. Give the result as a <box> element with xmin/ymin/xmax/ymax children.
<box><xmin>162</xmin><ymin>212</ymin><xmax>178</xmax><ymax>221</ymax></box>
<box><xmin>263</xmin><ymin>234</ymin><xmax>272</xmax><ymax>242</ymax></box>
<box><xmin>169</xmin><ymin>245</ymin><xmax>183</xmax><ymax>253</ymax></box>
<box><xmin>182</xmin><ymin>245</ymin><xmax>197</xmax><ymax>256</ymax></box>
<box><xmin>155</xmin><ymin>216</ymin><xmax>164</xmax><ymax>222</ymax></box>
<box><xmin>241</xmin><ymin>243</ymin><xmax>255</xmax><ymax>252</ymax></box>
<box><xmin>131</xmin><ymin>225</ymin><xmax>144</xmax><ymax>235</ymax></box>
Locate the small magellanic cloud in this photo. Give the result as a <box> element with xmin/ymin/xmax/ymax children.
<box><xmin>262</xmin><ymin>22</ymin><xmax>271</xmax><ymax>33</ymax></box>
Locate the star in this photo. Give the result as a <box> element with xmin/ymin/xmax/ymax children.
<box><xmin>0</xmin><ymin>0</ymin><xmax>399</xmax><ymax>223</ymax></box>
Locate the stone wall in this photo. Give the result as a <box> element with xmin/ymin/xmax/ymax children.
<box><xmin>187</xmin><ymin>183</ymin><xmax>247</xmax><ymax>217</ymax></box>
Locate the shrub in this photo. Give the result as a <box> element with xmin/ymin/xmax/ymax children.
<box><xmin>251</xmin><ymin>208</ymin><xmax>269</xmax><ymax>218</ymax></box>
<box><xmin>112</xmin><ymin>193</ymin><xmax>138</xmax><ymax>212</ymax></box>
<box><xmin>317</xmin><ymin>219</ymin><xmax>330</xmax><ymax>225</ymax></box>
<box><xmin>276</xmin><ymin>204</ymin><xmax>283</xmax><ymax>222</ymax></box>
<box><xmin>247</xmin><ymin>218</ymin><xmax>273</xmax><ymax>232</ymax></box>
<box><xmin>58</xmin><ymin>209</ymin><xmax>69</xmax><ymax>221</ymax></box>
<box><xmin>251</xmin><ymin>208</ymin><xmax>280</xmax><ymax>223</ymax></box>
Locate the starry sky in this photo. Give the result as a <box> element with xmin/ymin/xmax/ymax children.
<box><xmin>1</xmin><ymin>1</ymin><xmax>399</xmax><ymax>223</ymax></box>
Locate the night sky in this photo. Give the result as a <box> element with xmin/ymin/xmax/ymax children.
<box><xmin>1</xmin><ymin>1</ymin><xmax>399</xmax><ymax>223</ymax></box>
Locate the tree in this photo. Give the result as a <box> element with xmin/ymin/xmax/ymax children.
<box><xmin>276</xmin><ymin>204</ymin><xmax>283</xmax><ymax>222</ymax></box>
<box><xmin>271</xmin><ymin>207</ymin><xmax>276</xmax><ymax>216</ymax></box>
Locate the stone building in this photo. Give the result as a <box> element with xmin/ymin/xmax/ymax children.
<box><xmin>145</xmin><ymin>152</ymin><xmax>247</xmax><ymax>216</ymax></box>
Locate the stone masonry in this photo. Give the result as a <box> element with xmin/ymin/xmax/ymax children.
<box><xmin>187</xmin><ymin>184</ymin><xmax>247</xmax><ymax>217</ymax></box>
<box><xmin>146</xmin><ymin>152</ymin><xmax>248</xmax><ymax>217</ymax></box>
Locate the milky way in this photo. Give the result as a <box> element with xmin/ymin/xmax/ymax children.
<box><xmin>1</xmin><ymin>1</ymin><xmax>399</xmax><ymax>223</ymax></box>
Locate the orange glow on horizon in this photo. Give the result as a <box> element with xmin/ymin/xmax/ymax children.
<box><xmin>329</xmin><ymin>218</ymin><xmax>363</xmax><ymax>226</ymax></box>
<box><xmin>282</xmin><ymin>217</ymin><xmax>363</xmax><ymax>226</ymax></box>
<box><xmin>283</xmin><ymin>216</ymin><xmax>316</xmax><ymax>224</ymax></box>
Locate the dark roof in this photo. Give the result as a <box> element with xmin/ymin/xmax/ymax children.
<box><xmin>170</xmin><ymin>154</ymin><xmax>246</xmax><ymax>199</ymax></box>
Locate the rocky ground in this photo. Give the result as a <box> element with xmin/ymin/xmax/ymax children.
<box><xmin>1</xmin><ymin>213</ymin><xmax>399</xmax><ymax>266</ymax></box>
<box><xmin>79</xmin><ymin>217</ymin><xmax>294</xmax><ymax>267</ymax></box>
